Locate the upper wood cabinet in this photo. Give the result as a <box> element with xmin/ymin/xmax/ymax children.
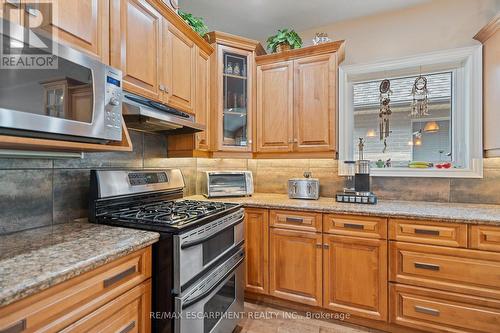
<box><xmin>294</xmin><ymin>53</ymin><xmax>337</xmax><ymax>152</ymax></box>
<box><xmin>207</xmin><ymin>31</ymin><xmax>265</xmax><ymax>156</ymax></box>
<box><xmin>163</xmin><ymin>23</ymin><xmax>196</xmax><ymax>113</ymax></box>
<box><xmin>110</xmin><ymin>0</ymin><xmax>163</xmax><ymax>101</ymax></box>
<box><xmin>1</xmin><ymin>0</ymin><xmax>109</xmax><ymax>62</ymax></box>
<box><xmin>256</xmin><ymin>61</ymin><xmax>294</xmax><ymax>152</ymax></box>
<box><xmin>245</xmin><ymin>208</ymin><xmax>269</xmax><ymax>295</ymax></box>
<box><xmin>323</xmin><ymin>234</ymin><xmax>387</xmax><ymax>321</ymax></box>
<box><xmin>269</xmin><ymin>227</ymin><xmax>323</xmax><ymax>306</ymax></box>
<box><xmin>194</xmin><ymin>47</ymin><xmax>211</xmax><ymax>151</ymax></box>
<box><xmin>474</xmin><ymin>15</ymin><xmax>500</xmax><ymax>157</ymax></box>
<box><xmin>255</xmin><ymin>41</ymin><xmax>344</xmax><ymax>157</ymax></box>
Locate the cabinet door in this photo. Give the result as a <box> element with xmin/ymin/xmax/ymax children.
<box><xmin>323</xmin><ymin>235</ymin><xmax>387</xmax><ymax>321</ymax></box>
<box><xmin>0</xmin><ymin>1</ymin><xmax>23</xmax><ymax>25</ymax></box>
<box><xmin>195</xmin><ymin>46</ymin><xmax>210</xmax><ymax>150</ymax></box>
<box><xmin>215</xmin><ymin>45</ymin><xmax>253</xmax><ymax>152</ymax></box>
<box><xmin>245</xmin><ymin>208</ymin><xmax>269</xmax><ymax>294</ymax></box>
<box><xmin>293</xmin><ymin>53</ymin><xmax>337</xmax><ymax>152</ymax></box>
<box><xmin>61</xmin><ymin>281</ymin><xmax>151</xmax><ymax>332</ymax></box>
<box><xmin>270</xmin><ymin>228</ymin><xmax>322</xmax><ymax>306</ymax></box>
<box><xmin>164</xmin><ymin>23</ymin><xmax>196</xmax><ymax>113</ymax></box>
<box><xmin>110</xmin><ymin>0</ymin><xmax>162</xmax><ymax>100</ymax></box>
<box><xmin>30</xmin><ymin>0</ymin><xmax>109</xmax><ymax>62</ymax></box>
<box><xmin>256</xmin><ymin>61</ymin><xmax>294</xmax><ymax>152</ymax></box>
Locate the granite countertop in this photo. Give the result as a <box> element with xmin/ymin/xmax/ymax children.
<box><xmin>186</xmin><ymin>193</ymin><xmax>500</xmax><ymax>225</ymax></box>
<box><xmin>0</xmin><ymin>223</ymin><xmax>159</xmax><ymax>308</ymax></box>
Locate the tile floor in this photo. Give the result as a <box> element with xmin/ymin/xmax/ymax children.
<box><xmin>239</xmin><ymin>301</ymin><xmax>378</xmax><ymax>333</ymax></box>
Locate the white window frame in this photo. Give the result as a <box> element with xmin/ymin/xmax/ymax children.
<box><xmin>338</xmin><ymin>46</ymin><xmax>483</xmax><ymax>178</ymax></box>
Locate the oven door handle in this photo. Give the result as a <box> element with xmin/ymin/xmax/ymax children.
<box><xmin>181</xmin><ymin>255</ymin><xmax>244</xmax><ymax>310</ymax></box>
<box><xmin>180</xmin><ymin>215</ymin><xmax>244</xmax><ymax>249</ymax></box>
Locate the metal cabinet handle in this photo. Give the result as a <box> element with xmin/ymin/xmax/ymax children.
<box><xmin>285</xmin><ymin>217</ymin><xmax>303</xmax><ymax>223</ymax></box>
<box><xmin>414</xmin><ymin>262</ymin><xmax>440</xmax><ymax>271</ymax></box>
<box><xmin>159</xmin><ymin>84</ymin><xmax>166</xmax><ymax>92</ymax></box>
<box><xmin>315</xmin><ymin>243</ymin><xmax>322</xmax><ymax>248</ymax></box>
<box><xmin>415</xmin><ymin>306</ymin><xmax>440</xmax><ymax>316</ymax></box>
<box><xmin>414</xmin><ymin>228</ymin><xmax>440</xmax><ymax>236</ymax></box>
<box><xmin>0</xmin><ymin>319</ymin><xmax>26</xmax><ymax>333</ymax></box>
<box><xmin>119</xmin><ymin>321</ymin><xmax>136</xmax><ymax>333</ymax></box>
<box><xmin>103</xmin><ymin>266</ymin><xmax>136</xmax><ymax>288</ymax></box>
<box><xmin>344</xmin><ymin>223</ymin><xmax>364</xmax><ymax>230</ymax></box>
<box><xmin>293</xmin><ymin>138</ymin><xmax>298</xmax><ymax>143</ymax></box>
<box><xmin>323</xmin><ymin>244</ymin><xmax>330</xmax><ymax>249</ymax></box>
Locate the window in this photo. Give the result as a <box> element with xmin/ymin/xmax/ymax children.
<box><xmin>338</xmin><ymin>46</ymin><xmax>483</xmax><ymax>178</ymax></box>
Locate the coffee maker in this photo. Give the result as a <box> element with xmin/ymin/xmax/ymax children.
<box><xmin>336</xmin><ymin>138</ymin><xmax>377</xmax><ymax>204</ymax></box>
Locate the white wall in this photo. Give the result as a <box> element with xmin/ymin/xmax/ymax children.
<box><xmin>299</xmin><ymin>0</ymin><xmax>499</xmax><ymax>64</ymax></box>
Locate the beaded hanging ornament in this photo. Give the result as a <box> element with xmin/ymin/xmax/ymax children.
<box><xmin>410</xmin><ymin>75</ymin><xmax>429</xmax><ymax>118</ymax></box>
<box><xmin>379</xmin><ymin>79</ymin><xmax>392</xmax><ymax>152</ymax></box>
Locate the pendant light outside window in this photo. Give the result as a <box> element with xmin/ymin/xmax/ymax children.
<box><xmin>423</xmin><ymin>121</ymin><xmax>440</xmax><ymax>133</ymax></box>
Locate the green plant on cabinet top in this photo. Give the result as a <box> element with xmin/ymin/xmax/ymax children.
<box><xmin>178</xmin><ymin>10</ymin><xmax>209</xmax><ymax>37</ymax></box>
<box><xmin>266</xmin><ymin>28</ymin><xmax>303</xmax><ymax>53</ymax></box>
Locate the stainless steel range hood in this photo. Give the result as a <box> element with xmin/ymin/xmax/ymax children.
<box><xmin>122</xmin><ymin>93</ymin><xmax>205</xmax><ymax>134</ymax></box>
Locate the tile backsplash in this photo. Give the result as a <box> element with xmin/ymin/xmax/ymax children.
<box><xmin>1</xmin><ymin>133</ymin><xmax>499</xmax><ymax>235</ymax></box>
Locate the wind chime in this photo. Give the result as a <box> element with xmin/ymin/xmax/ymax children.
<box><xmin>410</xmin><ymin>75</ymin><xmax>429</xmax><ymax>118</ymax></box>
<box><xmin>379</xmin><ymin>79</ymin><xmax>392</xmax><ymax>153</ymax></box>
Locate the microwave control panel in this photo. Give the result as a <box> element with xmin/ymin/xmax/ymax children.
<box><xmin>104</xmin><ymin>68</ymin><xmax>123</xmax><ymax>137</ymax></box>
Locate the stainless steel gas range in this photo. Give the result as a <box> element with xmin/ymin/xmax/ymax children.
<box><xmin>89</xmin><ymin>169</ymin><xmax>244</xmax><ymax>333</ymax></box>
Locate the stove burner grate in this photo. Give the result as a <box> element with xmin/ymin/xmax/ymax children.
<box><xmin>107</xmin><ymin>200</ymin><xmax>229</xmax><ymax>226</ymax></box>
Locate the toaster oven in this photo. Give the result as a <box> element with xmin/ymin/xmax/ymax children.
<box><xmin>201</xmin><ymin>171</ymin><xmax>253</xmax><ymax>198</ymax></box>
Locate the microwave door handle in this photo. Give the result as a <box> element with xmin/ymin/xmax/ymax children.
<box><xmin>180</xmin><ymin>215</ymin><xmax>244</xmax><ymax>249</ymax></box>
<box><xmin>181</xmin><ymin>256</ymin><xmax>244</xmax><ymax>310</ymax></box>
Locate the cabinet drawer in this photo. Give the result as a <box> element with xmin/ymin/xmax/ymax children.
<box><xmin>323</xmin><ymin>214</ymin><xmax>387</xmax><ymax>239</ymax></box>
<box><xmin>470</xmin><ymin>225</ymin><xmax>500</xmax><ymax>252</ymax></box>
<box><xmin>389</xmin><ymin>218</ymin><xmax>467</xmax><ymax>247</ymax></box>
<box><xmin>270</xmin><ymin>209</ymin><xmax>322</xmax><ymax>232</ymax></box>
<box><xmin>390</xmin><ymin>284</ymin><xmax>500</xmax><ymax>333</ymax></box>
<box><xmin>0</xmin><ymin>247</ymin><xmax>152</xmax><ymax>332</ymax></box>
<box><xmin>61</xmin><ymin>280</ymin><xmax>151</xmax><ymax>333</ymax></box>
<box><xmin>390</xmin><ymin>242</ymin><xmax>500</xmax><ymax>299</ymax></box>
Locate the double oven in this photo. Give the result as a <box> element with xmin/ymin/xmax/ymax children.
<box><xmin>171</xmin><ymin>208</ymin><xmax>245</xmax><ymax>333</ymax></box>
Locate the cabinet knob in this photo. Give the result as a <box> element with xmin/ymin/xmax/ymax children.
<box><xmin>159</xmin><ymin>84</ymin><xmax>169</xmax><ymax>93</ymax></box>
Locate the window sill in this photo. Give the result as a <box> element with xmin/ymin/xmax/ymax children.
<box><xmin>362</xmin><ymin>159</ymin><xmax>483</xmax><ymax>178</ymax></box>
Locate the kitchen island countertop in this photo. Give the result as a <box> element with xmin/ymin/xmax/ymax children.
<box><xmin>186</xmin><ymin>193</ymin><xmax>500</xmax><ymax>225</ymax></box>
<box><xmin>0</xmin><ymin>223</ymin><xmax>159</xmax><ymax>308</ymax></box>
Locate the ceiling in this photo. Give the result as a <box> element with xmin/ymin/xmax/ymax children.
<box><xmin>180</xmin><ymin>0</ymin><xmax>430</xmax><ymax>42</ymax></box>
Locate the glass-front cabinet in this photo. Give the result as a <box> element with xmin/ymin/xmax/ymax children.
<box><xmin>208</xmin><ymin>31</ymin><xmax>265</xmax><ymax>155</ymax></box>
<box><xmin>223</xmin><ymin>51</ymin><xmax>249</xmax><ymax>148</ymax></box>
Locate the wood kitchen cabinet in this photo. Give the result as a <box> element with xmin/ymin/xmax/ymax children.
<box><xmin>269</xmin><ymin>227</ymin><xmax>323</xmax><ymax>306</ymax></box>
<box><xmin>163</xmin><ymin>22</ymin><xmax>196</xmax><ymax>114</ymax></box>
<box><xmin>1</xmin><ymin>0</ymin><xmax>109</xmax><ymax>62</ymax></box>
<box><xmin>256</xmin><ymin>61</ymin><xmax>294</xmax><ymax>152</ymax></box>
<box><xmin>323</xmin><ymin>234</ymin><xmax>387</xmax><ymax>321</ymax></box>
<box><xmin>245</xmin><ymin>208</ymin><xmax>269</xmax><ymax>295</ymax></box>
<box><xmin>474</xmin><ymin>15</ymin><xmax>500</xmax><ymax>157</ymax></box>
<box><xmin>110</xmin><ymin>0</ymin><xmax>163</xmax><ymax>101</ymax></box>
<box><xmin>167</xmin><ymin>44</ymin><xmax>213</xmax><ymax>157</ymax></box>
<box><xmin>207</xmin><ymin>31</ymin><xmax>266</xmax><ymax>157</ymax></box>
<box><xmin>0</xmin><ymin>247</ymin><xmax>152</xmax><ymax>332</ymax></box>
<box><xmin>255</xmin><ymin>41</ymin><xmax>344</xmax><ymax>158</ymax></box>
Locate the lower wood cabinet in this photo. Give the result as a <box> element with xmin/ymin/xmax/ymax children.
<box><xmin>245</xmin><ymin>208</ymin><xmax>269</xmax><ymax>294</ymax></box>
<box><xmin>0</xmin><ymin>247</ymin><xmax>152</xmax><ymax>333</ymax></box>
<box><xmin>390</xmin><ymin>283</ymin><xmax>500</xmax><ymax>333</ymax></box>
<box><xmin>323</xmin><ymin>234</ymin><xmax>387</xmax><ymax>321</ymax></box>
<box><xmin>269</xmin><ymin>228</ymin><xmax>323</xmax><ymax>306</ymax></box>
<box><xmin>61</xmin><ymin>280</ymin><xmax>151</xmax><ymax>333</ymax></box>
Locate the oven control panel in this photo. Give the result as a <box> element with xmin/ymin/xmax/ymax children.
<box><xmin>104</xmin><ymin>68</ymin><xmax>122</xmax><ymax>136</ymax></box>
<box><xmin>128</xmin><ymin>172</ymin><xmax>169</xmax><ymax>186</ymax></box>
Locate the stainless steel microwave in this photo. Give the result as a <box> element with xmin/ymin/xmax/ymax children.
<box><xmin>0</xmin><ymin>19</ymin><xmax>122</xmax><ymax>143</ymax></box>
<box><xmin>201</xmin><ymin>171</ymin><xmax>254</xmax><ymax>198</ymax></box>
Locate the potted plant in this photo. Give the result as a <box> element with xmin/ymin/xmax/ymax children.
<box><xmin>266</xmin><ymin>28</ymin><xmax>303</xmax><ymax>53</ymax></box>
<box><xmin>179</xmin><ymin>10</ymin><xmax>209</xmax><ymax>37</ymax></box>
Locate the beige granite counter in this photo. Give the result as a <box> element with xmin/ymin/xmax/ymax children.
<box><xmin>0</xmin><ymin>223</ymin><xmax>159</xmax><ymax>308</ymax></box>
<box><xmin>186</xmin><ymin>193</ymin><xmax>500</xmax><ymax>225</ymax></box>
